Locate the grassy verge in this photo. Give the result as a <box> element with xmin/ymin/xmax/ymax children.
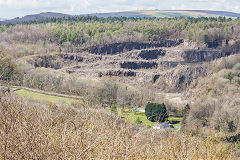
<box><xmin>14</xmin><ymin>89</ymin><xmax>78</xmax><ymax>104</ymax></box>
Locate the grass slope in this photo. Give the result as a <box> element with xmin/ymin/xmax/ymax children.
<box><xmin>120</xmin><ymin>110</ymin><xmax>155</xmax><ymax>127</ymax></box>
<box><xmin>118</xmin><ymin>108</ymin><xmax>182</xmax><ymax>128</ymax></box>
<box><xmin>14</xmin><ymin>88</ymin><xmax>78</xmax><ymax>104</ymax></box>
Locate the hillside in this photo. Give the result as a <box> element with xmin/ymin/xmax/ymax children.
<box><xmin>1</xmin><ymin>10</ymin><xmax>240</xmax><ymax>25</ymax></box>
<box><xmin>1</xmin><ymin>16</ymin><xmax>240</xmax><ymax>158</ymax></box>
<box><xmin>91</xmin><ymin>10</ymin><xmax>240</xmax><ymax>18</ymax></box>
<box><xmin>0</xmin><ymin>12</ymin><xmax>72</xmax><ymax>24</ymax></box>
<box><xmin>1</xmin><ymin>17</ymin><xmax>240</xmax><ymax>93</ymax></box>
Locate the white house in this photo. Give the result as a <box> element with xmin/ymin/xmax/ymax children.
<box><xmin>153</xmin><ymin>123</ymin><xmax>174</xmax><ymax>130</ymax></box>
<box><xmin>135</xmin><ymin>108</ymin><xmax>145</xmax><ymax>112</ymax></box>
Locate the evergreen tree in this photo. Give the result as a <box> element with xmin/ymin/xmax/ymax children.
<box><xmin>145</xmin><ymin>103</ymin><xmax>168</xmax><ymax>122</ymax></box>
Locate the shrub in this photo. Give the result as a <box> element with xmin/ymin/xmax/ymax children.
<box><xmin>110</xmin><ymin>104</ymin><xmax>117</xmax><ymax>113</ymax></box>
<box><xmin>233</xmin><ymin>63</ymin><xmax>240</xmax><ymax>70</ymax></box>
<box><xmin>182</xmin><ymin>104</ymin><xmax>191</xmax><ymax>125</ymax></box>
<box><xmin>135</xmin><ymin>117</ymin><xmax>142</xmax><ymax>124</ymax></box>
<box><xmin>227</xmin><ymin>120</ymin><xmax>237</xmax><ymax>132</ymax></box>
<box><xmin>145</xmin><ymin>102</ymin><xmax>168</xmax><ymax>122</ymax></box>
<box><xmin>0</xmin><ymin>57</ymin><xmax>22</xmax><ymax>83</ymax></box>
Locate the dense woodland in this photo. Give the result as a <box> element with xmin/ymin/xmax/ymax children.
<box><xmin>0</xmin><ymin>16</ymin><xmax>240</xmax><ymax>48</ymax></box>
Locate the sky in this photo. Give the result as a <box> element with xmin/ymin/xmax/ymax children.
<box><xmin>0</xmin><ymin>0</ymin><xmax>240</xmax><ymax>19</ymax></box>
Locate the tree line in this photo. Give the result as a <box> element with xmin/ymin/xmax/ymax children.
<box><xmin>1</xmin><ymin>16</ymin><xmax>240</xmax><ymax>49</ymax></box>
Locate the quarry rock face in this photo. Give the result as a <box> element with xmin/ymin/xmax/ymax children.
<box><xmin>120</xmin><ymin>61</ymin><xmax>158</xmax><ymax>69</ymax></box>
<box><xmin>28</xmin><ymin>54</ymin><xmax>83</xmax><ymax>69</ymax></box>
<box><xmin>182</xmin><ymin>50</ymin><xmax>230</xmax><ymax>62</ymax></box>
<box><xmin>182</xmin><ymin>41</ymin><xmax>240</xmax><ymax>62</ymax></box>
<box><xmin>98</xmin><ymin>70</ymin><xmax>136</xmax><ymax>77</ymax></box>
<box><xmin>137</xmin><ymin>49</ymin><xmax>165</xmax><ymax>60</ymax></box>
<box><xmin>86</xmin><ymin>40</ymin><xmax>183</xmax><ymax>55</ymax></box>
<box><xmin>155</xmin><ymin>65</ymin><xmax>208</xmax><ymax>91</ymax></box>
<box><xmin>26</xmin><ymin>39</ymin><xmax>240</xmax><ymax>92</ymax></box>
<box><xmin>158</xmin><ymin>61</ymin><xmax>180</xmax><ymax>69</ymax></box>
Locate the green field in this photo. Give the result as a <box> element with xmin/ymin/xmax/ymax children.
<box><xmin>14</xmin><ymin>89</ymin><xmax>78</xmax><ymax>104</ymax></box>
<box><xmin>118</xmin><ymin>108</ymin><xmax>182</xmax><ymax>128</ymax></box>
<box><xmin>120</xmin><ymin>110</ymin><xmax>155</xmax><ymax>127</ymax></box>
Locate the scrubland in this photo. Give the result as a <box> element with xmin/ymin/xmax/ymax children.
<box><xmin>0</xmin><ymin>93</ymin><xmax>235</xmax><ymax>159</ymax></box>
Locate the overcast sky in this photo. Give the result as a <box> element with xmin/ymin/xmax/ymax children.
<box><xmin>0</xmin><ymin>0</ymin><xmax>240</xmax><ymax>19</ymax></box>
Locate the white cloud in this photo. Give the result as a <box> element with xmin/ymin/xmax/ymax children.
<box><xmin>179</xmin><ymin>4</ymin><xmax>186</xmax><ymax>10</ymax></box>
<box><xmin>0</xmin><ymin>0</ymin><xmax>239</xmax><ymax>19</ymax></box>
<box><xmin>0</xmin><ymin>0</ymin><xmax>49</xmax><ymax>8</ymax></box>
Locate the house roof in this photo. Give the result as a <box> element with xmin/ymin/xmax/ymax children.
<box><xmin>153</xmin><ymin>123</ymin><xmax>174</xmax><ymax>129</ymax></box>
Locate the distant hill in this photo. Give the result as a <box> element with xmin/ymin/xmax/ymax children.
<box><xmin>1</xmin><ymin>10</ymin><xmax>240</xmax><ymax>25</ymax></box>
<box><xmin>89</xmin><ymin>11</ymin><xmax>152</xmax><ymax>18</ymax></box>
<box><xmin>0</xmin><ymin>12</ymin><xmax>72</xmax><ymax>25</ymax></box>
<box><xmin>188</xmin><ymin>10</ymin><xmax>240</xmax><ymax>17</ymax></box>
<box><xmin>0</xmin><ymin>18</ymin><xmax>7</xmax><ymax>21</ymax></box>
<box><xmin>90</xmin><ymin>10</ymin><xmax>240</xmax><ymax>18</ymax></box>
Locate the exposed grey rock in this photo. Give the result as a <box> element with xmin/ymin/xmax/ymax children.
<box><xmin>85</xmin><ymin>40</ymin><xmax>183</xmax><ymax>55</ymax></box>
<box><xmin>138</xmin><ymin>49</ymin><xmax>166</xmax><ymax>60</ymax></box>
<box><xmin>120</xmin><ymin>61</ymin><xmax>158</xmax><ymax>69</ymax></box>
<box><xmin>98</xmin><ymin>70</ymin><xmax>136</xmax><ymax>77</ymax></box>
<box><xmin>155</xmin><ymin>65</ymin><xmax>208</xmax><ymax>91</ymax></box>
<box><xmin>28</xmin><ymin>54</ymin><xmax>83</xmax><ymax>69</ymax></box>
<box><xmin>182</xmin><ymin>50</ymin><xmax>230</xmax><ymax>62</ymax></box>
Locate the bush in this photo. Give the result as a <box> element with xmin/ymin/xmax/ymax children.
<box><xmin>0</xmin><ymin>57</ymin><xmax>22</xmax><ymax>83</ymax></box>
<box><xmin>145</xmin><ymin>102</ymin><xmax>168</xmax><ymax>122</ymax></box>
<box><xmin>135</xmin><ymin>117</ymin><xmax>142</xmax><ymax>124</ymax></box>
<box><xmin>233</xmin><ymin>63</ymin><xmax>240</xmax><ymax>70</ymax></box>
<box><xmin>182</xmin><ymin>104</ymin><xmax>191</xmax><ymax>125</ymax></box>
